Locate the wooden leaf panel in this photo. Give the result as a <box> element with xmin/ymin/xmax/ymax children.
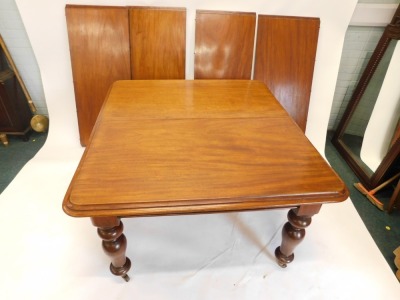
<box><xmin>129</xmin><ymin>7</ymin><xmax>186</xmax><ymax>79</ymax></box>
<box><xmin>194</xmin><ymin>10</ymin><xmax>256</xmax><ymax>79</ymax></box>
<box><xmin>66</xmin><ymin>5</ymin><xmax>131</xmax><ymax>146</ymax></box>
<box><xmin>254</xmin><ymin>15</ymin><xmax>320</xmax><ymax>132</ymax></box>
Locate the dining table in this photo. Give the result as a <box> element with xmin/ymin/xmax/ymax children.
<box><xmin>63</xmin><ymin>80</ymin><xmax>348</xmax><ymax>281</ymax></box>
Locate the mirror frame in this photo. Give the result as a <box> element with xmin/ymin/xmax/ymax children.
<box><xmin>332</xmin><ymin>4</ymin><xmax>400</xmax><ymax>190</ymax></box>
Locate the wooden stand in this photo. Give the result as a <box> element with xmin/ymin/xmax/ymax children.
<box><xmin>0</xmin><ymin>35</ymin><xmax>33</xmax><ymax>144</ymax></box>
<box><xmin>354</xmin><ymin>173</ymin><xmax>400</xmax><ymax>211</ymax></box>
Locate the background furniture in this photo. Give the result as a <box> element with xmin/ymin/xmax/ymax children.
<box><xmin>332</xmin><ymin>4</ymin><xmax>400</xmax><ymax>190</ymax></box>
<box><xmin>0</xmin><ymin>35</ymin><xmax>33</xmax><ymax>146</ymax></box>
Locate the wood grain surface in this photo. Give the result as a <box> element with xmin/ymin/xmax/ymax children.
<box><xmin>66</xmin><ymin>5</ymin><xmax>131</xmax><ymax>146</ymax></box>
<box><xmin>129</xmin><ymin>7</ymin><xmax>186</xmax><ymax>79</ymax></box>
<box><xmin>64</xmin><ymin>80</ymin><xmax>348</xmax><ymax>217</ymax></box>
<box><xmin>194</xmin><ymin>10</ymin><xmax>256</xmax><ymax>79</ymax></box>
<box><xmin>254</xmin><ymin>15</ymin><xmax>320</xmax><ymax>132</ymax></box>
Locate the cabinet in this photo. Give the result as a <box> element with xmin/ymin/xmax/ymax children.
<box><xmin>0</xmin><ymin>38</ymin><xmax>32</xmax><ymax>146</ymax></box>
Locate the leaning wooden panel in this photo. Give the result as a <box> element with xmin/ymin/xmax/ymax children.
<box><xmin>129</xmin><ymin>7</ymin><xmax>186</xmax><ymax>79</ymax></box>
<box><xmin>66</xmin><ymin>5</ymin><xmax>131</xmax><ymax>146</ymax></box>
<box><xmin>194</xmin><ymin>10</ymin><xmax>256</xmax><ymax>79</ymax></box>
<box><xmin>254</xmin><ymin>16</ymin><xmax>320</xmax><ymax>132</ymax></box>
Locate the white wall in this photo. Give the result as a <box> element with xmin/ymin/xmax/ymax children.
<box><xmin>15</xmin><ymin>0</ymin><xmax>358</xmax><ymax>153</ymax></box>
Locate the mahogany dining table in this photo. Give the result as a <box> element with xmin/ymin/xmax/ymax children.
<box><xmin>63</xmin><ymin>80</ymin><xmax>348</xmax><ymax>281</ymax></box>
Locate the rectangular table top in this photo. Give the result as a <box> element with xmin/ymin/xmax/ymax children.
<box><xmin>63</xmin><ymin>80</ymin><xmax>348</xmax><ymax>217</ymax></box>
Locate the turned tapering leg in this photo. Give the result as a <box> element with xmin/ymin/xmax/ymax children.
<box><xmin>91</xmin><ymin>217</ymin><xmax>131</xmax><ymax>282</ymax></box>
<box><xmin>275</xmin><ymin>205</ymin><xmax>321</xmax><ymax>268</ymax></box>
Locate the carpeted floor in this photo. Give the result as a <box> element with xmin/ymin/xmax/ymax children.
<box><xmin>325</xmin><ymin>131</ymin><xmax>400</xmax><ymax>275</ymax></box>
<box><xmin>0</xmin><ymin>131</ymin><xmax>48</xmax><ymax>193</ymax></box>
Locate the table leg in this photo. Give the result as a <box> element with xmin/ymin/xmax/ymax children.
<box><xmin>275</xmin><ymin>204</ymin><xmax>321</xmax><ymax>268</ymax></box>
<box><xmin>91</xmin><ymin>217</ymin><xmax>131</xmax><ymax>282</ymax></box>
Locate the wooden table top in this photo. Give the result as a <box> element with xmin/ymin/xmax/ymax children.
<box><xmin>63</xmin><ymin>80</ymin><xmax>348</xmax><ymax>217</ymax></box>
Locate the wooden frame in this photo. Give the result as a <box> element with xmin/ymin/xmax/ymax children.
<box><xmin>332</xmin><ymin>4</ymin><xmax>400</xmax><ymax>190</ymax></box>
<box><xmin>0</xmin><ymin>34</ymin><xmax>34</xmax><ymax>145</ymax></box>
<box><xmin>0</xmin><ymin>35</ymin><xmax>35</xmax><ymax>113</ymax></box>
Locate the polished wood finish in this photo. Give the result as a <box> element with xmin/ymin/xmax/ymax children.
<box><xmin>66</xmin><ymin>5</ymin><xmax>131</xmax><ymax>146</ymax></box>
<box><xmin>64</xmin><ymin>80</ymin><xmax>347</xmax><ymax>217</ymax></box>
<box><xmin>66</xmin><ymin>5</ymin><xmax>186</xmax><ymax>146</ymax></box>
<box><xmin>194</xmin><ymin>10</ymin><xmax>256</xmax><ymax>79</ymax></box>
<box><xmin>91</xmin><ymin>217</ymin><xmax>131</xmax><ymax>281</ymax></box>
<box><xmin>129</xmin><ymin>7</ymin><xmax>186</xmax><ymax>79</ymax></box>
<box><xmin>254</xmin><ymin>16</ymin><xmax>320</xmax><ymax>132</ymax></box>
<box><xmin>63</xmin><ymin>80</ymin><xmax>348</xmax><ymax>279</ymax></box>
<box><xmin>275</xmin><ymin>205</ymin><xmax>321</xmax><ymax>267</ymax></box>
<box><xmin>332</xmin><ymin>4</ymin><xmax>400</xmax><ymax>189</ymax></box>
<box><xmin>66</xmin><ymin>5</ymin><xmax>319</xmax><ymax>146</ymax></box>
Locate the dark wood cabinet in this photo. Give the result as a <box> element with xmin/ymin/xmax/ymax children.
<box><xmin>0</xmin><ymin>45</ymin><xmax>32</xmax><ymax>145</ymax></box>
